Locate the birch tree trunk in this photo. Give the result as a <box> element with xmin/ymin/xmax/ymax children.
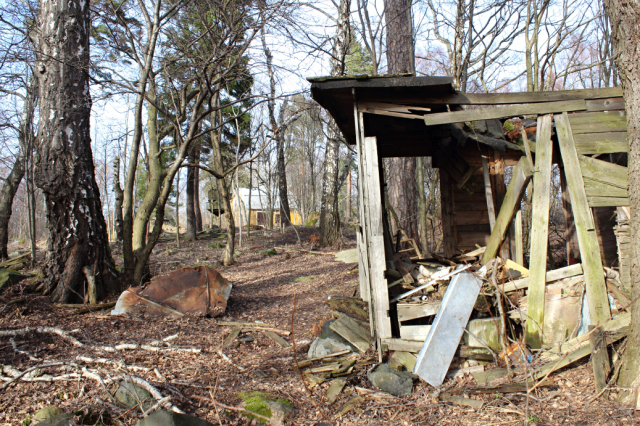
<box><xmin>602</xmin><ymin>0</ymin><xmax>640</xmax><ymax>407</ymax></box>
<box><xmin>384</xmin><ymin>0</ymin><xmax>418</xmax><ymax>241</ymax></box>
<box><xmin>34</xmin><ymin>0</ymin><xmax>115</xmax><ymax>302</ymax></box>
<box><xmin>319</xmin><ymin>0</ymin><xmax>350</xmax><ymax>246</ymax></box>
<box><xmin>186</xmin><ymin>146</ymin><xmax>198</xmax><ymax>241</ymax></box>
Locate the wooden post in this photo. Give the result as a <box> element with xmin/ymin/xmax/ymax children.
<box><xmin>482</xmin><ymin>155</ymin><xmax>496</xmax><ymax>232</ymax></box>
<box><xmin>525</xmin><ymin>115</ymin><xmax>554</xmax><ymax>349</ymax></box>
<box><xmin>589</xmin><ymin>325</ymin><xmax>610</xmax><ymax>395</ymax></box>
<box><xmin>363</xmin><ymin>136</ymin><xmax>392</xmax><ymax>340</ymax></box>
<box><xmin>481</xmin><ymin>157</ymin><xmax>533</xmax><ymax>264</ymax></box>
<box><xmin>354</xmin><ymin>102</ymin><xmax>372</xmax><ymax>333</ymax></box>
<box><xmin>555</xmin><ymin>112</ymin><xmax>611</xmax><ymax>381</ymax></box>
<box><xmin>493</xmin><ymin>150</ymin><xmax>510</xmax><ymax>261</ymax></box>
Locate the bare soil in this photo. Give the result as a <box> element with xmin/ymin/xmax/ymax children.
<box><xmin>0</xmin><ymin>227</ymin><xmax>637</xmax><ymax>425</ymax></box>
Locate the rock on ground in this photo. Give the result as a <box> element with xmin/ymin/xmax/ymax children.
<box><xmin>114</xmin><ymin>381</ymin><xmax>154</xmax><ymax>411</ymax></box>
<box><xmin>367</xmin><ymin>363</ymin><xmax>414</xmax><ymax>396</ymax></box>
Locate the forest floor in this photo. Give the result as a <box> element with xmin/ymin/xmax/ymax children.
<box><xmin>0</xmin><ymin>227</ymin><xmax>638</xmax><ymax>425</ymax></box>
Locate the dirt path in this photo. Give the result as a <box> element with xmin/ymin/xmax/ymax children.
<box><xmin>0</xmin><ymin>227</ymin><xmax>637</xmax><ymax>425</ymax></box>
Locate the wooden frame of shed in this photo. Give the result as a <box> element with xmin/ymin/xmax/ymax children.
<box><xmin>309</xmin><ymin>75</ymin><xmax>629</xmax><ymax>354</ymax></box>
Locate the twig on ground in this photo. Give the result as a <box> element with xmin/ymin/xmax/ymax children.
<box><xmin>193</xmin><ymin>394</ymin><xmax>272</xmax><ymax>423</ymax></box>
<box><xmin>0</xmin><ymin>326</ymin><xmax>83</xmax><ymax>346</ymax></box>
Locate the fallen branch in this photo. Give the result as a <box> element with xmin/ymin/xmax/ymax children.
<box><xmin>217</xmin><ymin>350</ymin><xmax>246</xmax><ymax>372</ymax></box>
<box><xmin>0</xmin><ymin>362</ymin><xmax>81</xmax><ymax>390</ymax></box>
<box><xmin>274</xmin><ymin>247</ymin><xmax>336</xmax><ymax>256</ymax></box>
<box><xmin>0</xmin><ymin>326</ymin><xmax>83</xmax><ymax>347</ymax></box>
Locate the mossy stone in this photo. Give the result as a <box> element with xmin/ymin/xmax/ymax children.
<box><xmin>238</xmin><ymin>391</ymin><xmax>294</xmax><ymax>424</ymax></box>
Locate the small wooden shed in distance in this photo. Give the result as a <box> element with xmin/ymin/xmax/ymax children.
<box><xmin>309</xmin><ymin>75</ymin><xmax>629</xmax><ymax>353</ymax></box>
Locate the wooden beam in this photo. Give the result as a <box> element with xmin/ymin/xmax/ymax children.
<box><xmin>424</xmin><ymin>100</ymin><xmax>586</xmax><ymax>126</ymax></box>
<box><xmin>525</xmin><ymin>115</ymin><xmax>554</xmax><ymax>349</ymax></box>
<box><xmin>584</xmin><ymin>178</ymin><xmax>629</xmax><ymax>198</ymax></box>
<box><xmin>481</xmin><ymin>157</ymin><xmax>533</xmax><ymax>264</ymax></box>
<box><xmin>585</xmin><ymin>97</ymin><xmax>625</xmax><ymax>111</ymax></box>
<box><xmin>434</xmin><ymin>87</ymin><xmax>623</xmax><ymax>105</ymax></box>
<box><xmin>589</xmin><ymin>325</ymin><xmax>611</xmax><ymax>394</ymax></box>
<box><xmin>482</xmin><ymin>156</ymin><xmax>496</xmax><ymax>233</ymax></box>
<box><xmin>362</xmin><ymin>136</ymin><xmax>392</xmax><ymax>340</ymax></box>
<box><xmin>555</xmin><ymin>112</ymin><xmax>611</xmax><ymax>329</ymax></box>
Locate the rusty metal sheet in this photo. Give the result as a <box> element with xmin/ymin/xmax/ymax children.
<box><xmin>112</xmin><ymin>266</ymin><xmax>232</xmax><ymax>317</ymax></box>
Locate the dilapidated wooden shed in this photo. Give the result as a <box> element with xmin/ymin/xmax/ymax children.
<box><xmin>309</xmin><ymin>75</ymin><xmax>629</xmax><ymax>357</ymax></box>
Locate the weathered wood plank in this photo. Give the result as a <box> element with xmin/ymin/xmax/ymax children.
<box><xmin>424</xmin><ymin>100</ymin><xmax>586</xmax><ymax>126</ymax></box>
<box><xmin>500</xmin><ymin>263</ymin><xmax>583</xmax><ymax>292</ymax></box>
<box><xmin>482</xmin><ymin>156</ymin><xmax>496</xmax><ymax>232</ymax></box>
<box><xmin>440</xmin><ymin>87</ymin><xmax>623</xmax><ymax>105</ymax></box>
<box><xmin>399</xmin><ymin>325</ymin><xmax>432</xmax><ymax>341</ymax></box>
<box><xmin>329</xmin><ymin>314</ymin><xmax>371</xmax><ymax>353</ymax></box>
<box><xmin>555</xmin><ymin>113</ymin><xmax>611</xmax><ymax>328</ymax></box>
<box><xmin>381</xmin><ymin>338</ymin><xmax>423</xmax><ymax>353</ymax></box>
<box><xmin>589</xmin><ymin>325</ymin><xmax>611</xmax><ymax>394</ymax></box>
<box><xmin>583</xmin><ymin>178</ymin><xmax>629</xmax><ymax>198</ymax></box>
<box><xmin>525</xmin><ymin>115</ymin><xmax>554</xmax><ymax>349</ymax></box>
<box><xmin>578</xmin><ymin>155</ymin><xmax>628</xmax><ymax>189</ymax></box>
<box><xmin>574</xmin><ymin>132</ymin><xmax>628</xmax><ymax>154</ymax></box>
<box><xmin>568</xmin><ymin>111</ymin><xmax>627</xmax><ymax>134</ymax></box>
<box><xmin>397</xmin><ymin>302</ymin><xmax>441</xmax><ymax>322</ymax></box>
<box><xmin>587</xmin><ymin>196</ymin><xmax>630</xmax><ymax>207</ymax></box>
<box><xmin>585</xmin><ymin>97</ymin><xmax>626</xmax><ymax>111</ymax></box>
<box><xmin>362</xmin><ymin>136</ymin><xmax>392</xmax><ymax>340</ymax></box>
<box><xmin>481</xmin><ymin>157</ymin><xmax>533</xmax><ymax>264</ymax></box>
<box><xmin>354</xmin><ymin>107</ymin><xmax>373</xmax><ymax>334</ymax></box>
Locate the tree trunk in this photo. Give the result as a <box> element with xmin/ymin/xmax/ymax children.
<box><xmin>602</xmin><ymin>0</ymin><xmax>640</xmax><ymax>407</ymax></box>
<box><xmin>34</xmin><ymin>0</ymin><xmax>115</xmax><ymax>302</ymax></box>
<box><xmin>0</xmin><ymin>154</ymin><xmax>25</xmax><ymax>260</ymax></box>
<box><xmin>194</xmin><ymin>166</ymin><xmax>202</xmax><ymax>232</ymax></box>
<box><xmin>319</xmin><ymin>0</ymin><xmax>350</xmax><ymax>246</ymax></box>
<box><xmin>113</xmin><ymin>157</ymin><xmax>124</xmax><ymax>242</ymax></box>
<box><xmin>384</xmin><ymin>0</ymin><xmax>418</xmax><ymax>241</ymax></box>
<box><xmin>186</xmin><ymin>155</ymin><xmax>197</xmax><ymax>241</ymax></box>
<box><xmin>0</xmin><ymin>76</ymin><xmax>36</xmax><ymax>259</ymax></box>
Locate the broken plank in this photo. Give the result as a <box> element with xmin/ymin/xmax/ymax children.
<box><xmin>397</xmin><ymin>302</ymin><xmax>441</xmax><ymax>321</ymax></box>
<box><xmin>223</xmin><ymin>329</ymin><xmax>241</xmax><ymax>347</ymax></box>
<box><xmin>260</xmin><ymin>330</ymin><xmax>290</xmax><ymax>348</ymax></box>
<box><xmin>573</xmin><ymin>132</ymin><xmax>628</xmax><ymax>154</ymax></box>
<box><xmin>501</xmin><ymin>263</ymin><xmax>583</xmax><ymax>292</ymax></box>
<box><xmin>589</xmin><ymin>325</ymin><xmax>610</xmax><ymax>394</ymax></box>
<box><xmin>525</xmin><ymin>114</ymin><xmax>554</xmax><ymax>349</ymax></box>
<box><xmin>446</xmin><ymin>87</ymin><xmax>622</xmax><ymax>105</ymax></box>
<box><xmin>472</xmin><ymin>368</ymin><xmax>509</xmax><ymax>385</ymax></box>
<box><xmin>481</xmin><ymin>157</ymin><xmax>533</xmax><ymax>264</ymax></box>
<box><xmin>329</xmin><ymin>315</ymin><xmax>371</xmax><ymax>353</ymax></box>
<box><xmin>389</xmin><ymin>351</ymin><xmax>417</xmax><ymax>371</ymax></box>
<box><xmin>326</xmin><ymin>378</ymin><xmax>347</xmax><ymax>404</ymax></box>
<box><xmin>381</xmin><ymin>338</ymin><xmax>423</xmax><ymax>353</ymax></box>
<box><xmin>440</xmin><ymin>393</ymin><xmax>484</xmax><ymax>409</ymax></box>
<box><xmin>556</xmin><ymin>112</ymin><xmax>612</xmax><ymax>328</ymax></box>
<box><xmin>423</xmin><ymin>100</ymin><xmax>586</xmax><ymax>126</ymax></box>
